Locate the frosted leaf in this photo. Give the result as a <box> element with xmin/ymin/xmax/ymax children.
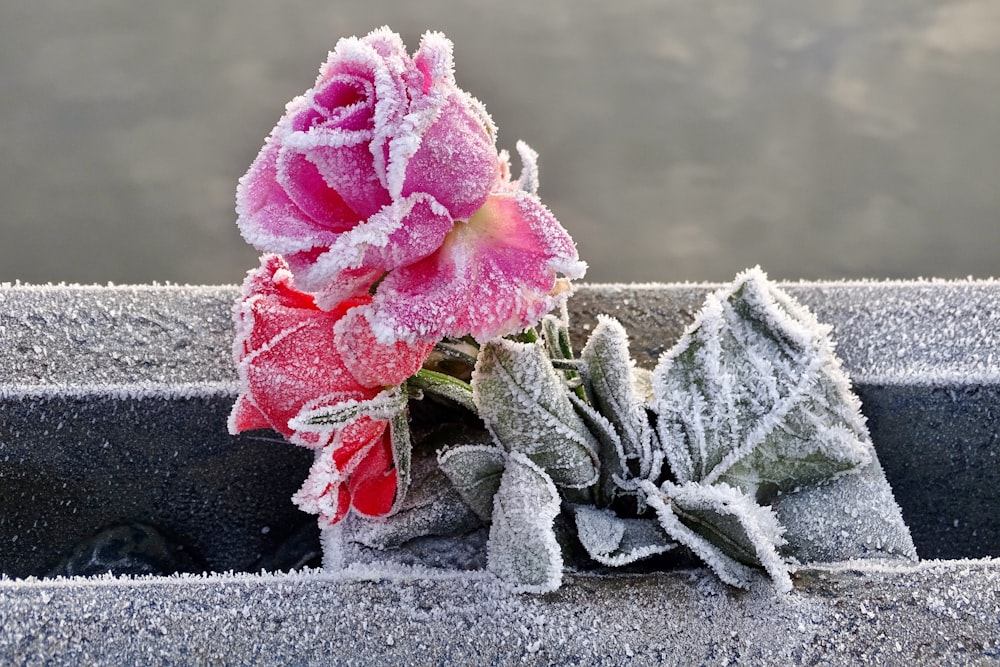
<box><xmin>643</xmin><ymin>481</ymin><xmax>791</xmax><ymax>592</ymax></box>
<box><xmin>652</xmin><ymin>267</ymin><xmax>871</xmax><ymax>497</ymax></box>
<box><xmin>540</xmin><ymin>313</ymin><xmax>573</xmax><ymax>362</ymax></box>
<box><xmin>291</xmin><ymin>386</ymin><xmax>407</xmax><ymax>432</ymax></box>
<box><xmin>487</xmin><ymin>452</ymin><xmax>563</xmax><ymax>593</ymax></box>
<box><xmin>387</xmin><ymin>409</ymin><xmax>413</xmax><ymax>515</ymax></box>
<box><xmin>773</xmin><ymin>457</ymin><xmax>917</xmax><ymax>563</ymax></box>
<box><xmin>567</xmin><ymin>392</ymin><xmax>626</xmax><ymax>505</ymax></box>
<box><xmin>572</xmin><ymin>505</ymin><xmax>677</xmax><ymax>567</ymax></box>
<box><xmin>437</xmin><ymin>444</ymin><xmax>507</xmax><ymax>521</ymax></box>
<box><xmin>406</xmin><ymin>369</ymin><xmax>476</xmax><ymax>413</ymax></box>
<box><xmin>472</xmin><ymin>339</ymin><xmax>599</xmax><ymax>488</ymax></box>
<box><xmin>514</xmin><ymin>140</ymin><xmax>540</xmax><ymax>195</ymax></box>
<box><xmin>581</xmin><ymin>316</ymin><xmax>659</xmax><ymax>483</ymax></box>
<box><xmin>347</xmin><ymin>449</ymin><xmax>483</xmax><ymax>549</ymax></box>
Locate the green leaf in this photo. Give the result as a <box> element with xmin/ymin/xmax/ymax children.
<box><xmin>407</xmin><ymin>368</ymin><xmax>477</xmax><ymax>414</ymax></box>
<box><xmin>388</xmin><ymin>409</ymin><xmax>413</xmax><ymax>515</ymax></box>
<box><xmin>642</xmin><ymin>480</ymin><xmax>791</xmax><ymax>592</ymax></box>
<box><xmin>652</xmin><ymin>267</ymin><xmax>871</xmax><ymax>498</ymax></box>
<box><xmin>487</xmin><ymin>452</ymin><xmax>563</xmax><ymax>593</ymax></box>
<box><xmin>581</xmin><ymin>316</ymin><xmax>661</xmax><ymax>484</ymax></box>
<box><xmin>472</xmin><ymin>339</ymin><xmax>599</xmax><ymax>489</ymax></box>
<box><xmin>292</xmin><ymin>387</ymin><xmax>408</xmax><ymax>429</ymax></box>
<box><xmin>437</xmin><ymin>444</ymin><xmax>507</xmax><ymax>521</ymax></box>
<box><xmin>572</xmin><ymin>505</ymin><xmax>676</xmax><ymax>567</ymax></box>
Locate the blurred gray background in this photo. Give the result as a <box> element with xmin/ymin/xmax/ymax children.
<box><xmin>2</xmin><ymin>0</ymin><xmax>998</xmax><ymax>286</ymax></box>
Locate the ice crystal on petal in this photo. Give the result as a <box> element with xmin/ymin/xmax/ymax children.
<box><xmin>572</xmin><ymin>505</ymin><xmax>677</xmax><ymax>567</ymax></box>
<box><xmin>487</xmin><ymin>452</ymin><xmax>563</xmax><ymax>593</ymax></box>
<box><xmin>651</xmin><ymin>267</ymin><xmax>871</xmax><ymax>498</ymax></box>
<box><xmin>472</xmin><ymin>339</ymin><xmax>599</xmax><ymax>488</ymax></box>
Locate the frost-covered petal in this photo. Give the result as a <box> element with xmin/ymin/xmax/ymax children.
<box><xmin>347</xmin><ymin>423</ymin><xmax>398</xmax><ymax>517</ymax></box>
<box><xmin>236</xmin><ymin>138</ymin><xmax>353</xmax><ymax>255</ymax></box>
<box><xmin>227</xmin><ymin>256</ymin><xmax>379</xmax><ymax>444</ymax></box>
<box><xmin>232</xmin><ymin>319</ymin><xmax>378</xmax><ymax>442</ymax></box>
<box><xmin>400</xmin><ymin>95</ymin><xmax>500</xmax><ymax>220</ymax></box>
<box><xmin>334</xmin><ymin>304</ymin><xmax>434</xmax><ymax>388</ymax></box>
<box><xmin>285</xmin><ymin>194</ymin><xmax>455</xmax><ymax>308</ymax></box>
<box><xmin>368</xmin><ymin>190</ymin><xmax>587</xmax><ymax>343</ymax></box>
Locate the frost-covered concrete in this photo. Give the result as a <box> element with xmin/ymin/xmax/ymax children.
<box><xmin>1</xmin><ymin>281</ymin><xmax>999</xmax><ymax>663</ymax></box>
<box><xmin>2</xmin><ymin>280</ymin><xmax>999</xmax><ymax>575</ymax></box>
<box><xmin>2</xmin><ymin>561</ymin><xmax>998</xmax><ymax>665</ymax></box>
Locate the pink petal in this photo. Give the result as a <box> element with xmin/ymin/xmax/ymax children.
<box><xmin>334</xmin><ymin>304</ymin><xmax>434</xmax><ymax>388</ymax></box>
<box><xmin>236</xmin><ymin>139</ymin><xmax>345</xmax><ymax>255</ymax></box>
<box><xmin>368</xmin><ymin>190</ymin><xmax>586</xmax><ymax>342</ymax></box>
<box><xmin>284</xmin><ymin>193</ymin><xmax>454</xmax><ymax>309</ymax></box>
<box><xmin>233</xmin><ymin>318</ymin><xmax>377</xmax><ymax>440</ymax></box>
<box><xmin>401</xmin><ymin>95</ymin><xmax>500</xmax><ymax>220</ymax></box>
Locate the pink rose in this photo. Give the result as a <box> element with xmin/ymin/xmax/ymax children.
<box><xmin>236</xmin><ymin>28</ymin><xmax>501</xmax><ymax>308</ymax></box>
<box><xmin>227</xmin><ymin>255</ymin><xmax>431</xmax><ymax>449</ymax></box>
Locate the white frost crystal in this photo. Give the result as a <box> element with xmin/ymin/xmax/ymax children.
<box><xmin>651</xmin><ymin>267</ymin><xmax>872</xmax><ymax>497</ymax></box>
<box><xmin>472</xmin><ymin>339</ymin><xmax>599</xmax><ymax>488</ymax></box>
<box><xmin>487</xmin><ymin>452</ymin><xmax>564</xmax><ymax>593</ymax></box>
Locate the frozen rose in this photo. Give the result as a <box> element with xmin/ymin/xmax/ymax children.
<box><xmin>236</xmin><ymin>27</ymin><xmax>500</xmax><ymax>308</ymax></box>
<box><xmin>227</xmin><ymin>255</ymin><xmax>431</xmax><ymax>448</ymax></box>
<box><xmin>365</xmin><ymin>143</ymin><xmax>586</xmax><ymax>343</ymax></box>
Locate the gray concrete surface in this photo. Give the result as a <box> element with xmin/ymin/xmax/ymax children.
<box><xmin>2</xmin><ymin>281</ymin><xmax>998</xmax><ymax>577</ymax></box>
<box><xmin>2</xmin><ymin>1</ymin><xmax>1000</xmax><ymax>286</ymax></box>
<box><xmin>2</xmin><ymin>561</ymin><xmax>999</xmax><ymax>665</ymax></box>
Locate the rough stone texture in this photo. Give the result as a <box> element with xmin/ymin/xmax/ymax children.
<box><xmin>1</xmin><ymin>561</ymin><xmax>998</xmax><ymax>665</ymax></box>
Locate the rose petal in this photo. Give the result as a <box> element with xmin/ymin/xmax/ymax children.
<box><xmin>349</xmin><ymin>429</ymin><xmax>398</xmax><ymax>517</ymax></box>
<box><xmin>286</xmin><ymin>193</ymin><xmax>455</xmax><ymax>309</ymax></box>
<box><xmin>368</xmin><ymin>190</ymin><xmax>586</xmax><ymax>343</ymax></box>
<box><xmin>234</xmin><ymin>318</ymin><xmax>377</xmax><ymax>440</ymax></box>
<box><xmin>334</xmin><ymin>304</ymin><xmax>434</xmax><ymax>388</ymax></box>
<box><xmin>401</xmin><ymin>95</ymin><xmax>500</xmax><ymax>220</ymax></box>
<box><xmin>236</xmin><ymin>139</ymin><xmax>345</xmax><ymax>255</ymax></box>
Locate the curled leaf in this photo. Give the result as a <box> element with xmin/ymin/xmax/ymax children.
<box><xmin>487</xmin><ymin>452</ymin><xmax>563</xmax><ymax>593</ymax></box>
<box><xmin>437</xmin><ymin>444</ymin><xmax>507</xmax><ymax>521</ymax></box>
<box><xmin>572</xmin><ymin>505</ymin><xmax>676</xmax><ymax>567</ymax></box>
<box><xmin>643</xmin><ymin>481</ymin><xmax>791</xmax><ymax>592</ymax></box>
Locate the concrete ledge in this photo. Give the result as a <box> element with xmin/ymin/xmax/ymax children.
<box><xmin>1</xmin><ymin>560</ymin><xmax>998</xmax><ymax>664</ymax></box>
<box><xmin>1</xmin><ymin>280</ymin><xmax>999</xmax><ymax>662</ymax></box>
<box><xmin>2</xmin><ymin>280</ymin><xmax>998</xmax><ymax>574</ymax></box>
